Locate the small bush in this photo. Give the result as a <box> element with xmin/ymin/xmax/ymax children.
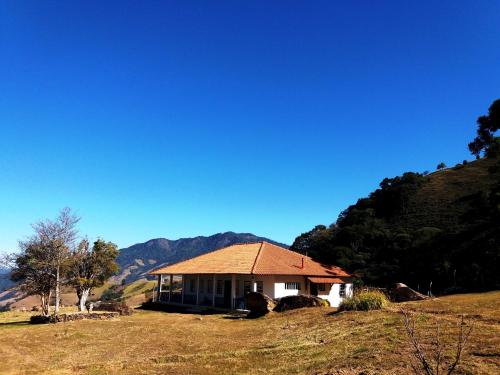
<box><xmin>339</xmin><ymin>290</ymin><xmax>388</xmax><ymax>311</ymax></box>
<box><xmin>30</xmin><ymin>315</ymin><xmax>51</xmax><ymax>324</ymax></box>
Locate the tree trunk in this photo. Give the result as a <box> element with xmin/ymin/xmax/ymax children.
<box><xmin>40</xmin><ymin>290</ymin><xmax>51</xmax><ymax>317</ymax></box>
<box><xmin>76</xmin><ymin>287</ymin><xmax>82</xmax><ymax>311</ymax></box>
<box><xmin>78</xmin><ymin>288</ymin><xmax>90</xmax><ymax>312</ymax></box>
<box><xmin>55</xmin><ymin>266</ymin><xmax>60</xmax><ymax>315</ymax></box>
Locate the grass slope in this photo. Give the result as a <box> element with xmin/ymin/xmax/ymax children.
<box><xmin>0</xmin><ymin>291</ymin><xmax>498</xmax><ymax>374</ymax></box>
<box><xmin>394</xmin><ymin>157</ymin><xmax>499</xmax><ymax>231</ymax></box>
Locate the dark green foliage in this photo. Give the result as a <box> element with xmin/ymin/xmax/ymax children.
<box><xmin>437</xmin><ymin>162</ymin><xmax>447</xmax><ymax>170</ymax></box>
<box><xmin>291</xmin><ymin>158</ymin><xmax>500</xmax><ymax>293</ymax></box>
<box><xmin>468</xmin><ymin>99</ymin><xmax>500</xmax><ymax>157</ymax></box>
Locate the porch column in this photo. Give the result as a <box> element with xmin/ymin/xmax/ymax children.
<box><xmin>212</xmin><ymin>275</ymin><xmax>216</xmax><ymax>307</ymax></box>
<box><xmin>252</xmin><ymin>276</ymin><xmax>257</xmax><ymax>292</ymax></box>
<box><xmin>181</xmin><ymin>275</ymin><xmax>185</xmax><ymax>304</ymax></box>
<box><xmin>156</xmin><ymin>275</ymin><xmax>162</xmax><ymax>302</ymax></box>
<box><xmin>196</xmin><ymin>275</ymin><xmax>200</xmax><ymax>305</ymax></box>
<box><xmin>169</xmin><ymin>274</ymin><xmax>173</xmax><ymax>302</ymax></box>
<box><xmin>231</xmin><ymin>274</ymin><xmax>236</xmax><ymax>309</ymax></box>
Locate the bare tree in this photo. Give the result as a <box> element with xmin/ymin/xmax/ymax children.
<box><xmin>28</xmin><ymin>208</ymin><xmax>80</xmax><ymax>315</ymax></box>
<box><xmin>400</xmin><ymin>308</ymin><xmax>474</xmax><ymax>375</ymax></box>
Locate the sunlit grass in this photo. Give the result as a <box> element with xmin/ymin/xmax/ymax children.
<box><xmin>0</xmin><ymin>291</ymin><xmax>498</xmax><ymax>374</ymax></box>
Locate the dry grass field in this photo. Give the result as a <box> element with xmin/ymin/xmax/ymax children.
<box><xmin>0</xmin><ymin>291</ymin><xmax>499</xmax><ymax>375</ymax></box>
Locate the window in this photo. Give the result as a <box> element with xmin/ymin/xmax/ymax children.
<box><xmin>318</xmin><ymin>283</ymin><xmax>326</xmax><ymax>292</ymax></box>
<box><xmin>339</xmin><ymin>284</ymin><xmax>346</xmax><ymax>297</ymax></box>
<box><xmin>189</xmin><ymin>279</ymin><xmax>195</xmax><ymax>293</ymax></box>
<box><xmin>243</xmin><ymin>280</ymin><xmax>251</xmax><ymax>294</ymax></box>
<box><xmin>285</xmin><ymin>282</ymin><xmax>300</xmax><ymax>290</ymax></box>
<box><xmin>207</xmin><ymin>279</ymin><xmax>213</xmax><ymax>294</ymax></box>
<box><xmin>199</xmin><ymin>279</ymin><xmax>205</xmax><ymax>294</ymax></box>
<box><xmin>235</xmin><ymin>280</ymin><xmax>240</xmax><ymax>296</ymax></box>
<box><xmin>256</xmin><ymin>281</ymin><xmax>263</xmax><ymax>293</ymax></box>
<box><xmin>216</xmin><ymin>280</ymin><xmax>223</xmax><ymax>295</ymax></box>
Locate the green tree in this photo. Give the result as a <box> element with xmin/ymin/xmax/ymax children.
<box><xmin>468</xmin><ymin>99</ymin><xmax>500</xmax><ymax>157</ymax></box>
<box><xmin>10</xmin><ymin>241</ymin><xmax>55</xmax><ymax>316</ymax></box>
<box><xmin>437</xmin><ymin>162</ymin><xmax>446</xmax><ymax>170</ymax></box>
<box><xmin>68</xmin><ymin>239</ymin><xmax>119</xmax><ymax>311</ymax></box>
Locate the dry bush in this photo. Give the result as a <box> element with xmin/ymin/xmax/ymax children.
<box><xmin>400</xmin><ymin>308</ymin><xmax>474</xmax><ymax>374</ymax></box>
<box><xmin>339</xmin><ymin>290</ymin><xmax>388</xmax><ymax>311</ymax></box>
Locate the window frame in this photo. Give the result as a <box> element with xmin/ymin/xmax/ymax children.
<box><xmin>216</xmin><ymin>279</ymin><xmax>224</xmax><ymax>295</ymax></box>
<box><xmin>285</xmin><ymin>282</ymin><xmax>301</xmax><ymax>290</ymax></box>
<box><xmin>339</xmin><ymin>283</ymin><xmax>346</xmax><ymax>297</ymax></box>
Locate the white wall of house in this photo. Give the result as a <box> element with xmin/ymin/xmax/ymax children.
<box><xmin>273</xmin><ymin>275</ymin><xmax>307</xmax><ymax>299</ymax></box>
<box><xmin>317</xmin><ymin>282</ymin><xmax>353</xmax><ymax>307</ymax></box>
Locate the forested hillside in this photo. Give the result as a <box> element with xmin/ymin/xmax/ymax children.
<box><xmin>292</xmin><ymin>156</ymin><xmax>500</xmax><ymax>294</ymax></box>
<box><xmin>292</xmin><ymin>157</ymin><xmax>500</xmax><ymax>292</ymax></box>
<box><xmin>292</xmin><ymin>100</ymin><xmax>500</xmax><ymax>294</ymax></box>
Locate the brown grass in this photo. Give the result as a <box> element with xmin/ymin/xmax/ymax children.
<box><xmin>0</xmin><ymin>291</ymin><xmax>499</xmax><ymax>375</ymax></box>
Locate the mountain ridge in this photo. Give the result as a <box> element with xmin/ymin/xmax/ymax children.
<box><xmin>115</xmin><ymin>231</ymin><xmax>288</xmax><ymax>283</ymax></box>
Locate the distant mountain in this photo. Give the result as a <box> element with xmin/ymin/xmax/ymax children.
<box><xmin>0</xmin><ymin>268</ymin><xmax>14</xmax><ymax>294</ymax></box>
<box><xmin>115</xmin><ymin>232</ymin><xmax>288</xmax><ymax>283</ymax></box>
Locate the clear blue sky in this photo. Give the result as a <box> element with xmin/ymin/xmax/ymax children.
<box><xmin>1</xmin><ymin>1</ymin><xmax>499</xmax><ymax>252</ymax></box>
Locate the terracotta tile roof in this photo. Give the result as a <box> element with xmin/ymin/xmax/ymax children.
<box><xmin>252</xmin><ymin>242</ymin><xmax>351</xmax><ymax>277</ymax></box>
<box><xmin>149</xmin><ymin>243</ymin><xmax>262</xmax><ymax>275</ymax></box>
<box><xmin>307</xmin><ymin>277</ymin><xmax>350</xmax><ymax>284</ymax></box>
<box><xmin>150</xmin><ymin>241</ymin><xmax>351</xmax><ymax>278</ymax></box>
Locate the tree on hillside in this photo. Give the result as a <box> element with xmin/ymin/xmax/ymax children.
<box><xmin>437</xmin><ymin>162</ymin><xmax>446</xmax><ymax>170</ymax></box>
<box><xmin>28</xmin><ymin>208</ymin><xmax>80</xmax><ymax>315</ymax></box>
<box><xmin>468</xmin><ymin>99</ymin><xmax>500</xmax><ymax>157</ymax></box>
<box><xmin>11</xmin><ymin>241</ymin><xmax>55</xmax><ymax>316</ymax></box>
<box><xmin>68</xmin><ymin>239</ymin><xmax>119</xmax><ymax>311</ymax></box>
<box><xmin>291</xmin><ymin>225</ymin><xmax>328</xmax><ymax>255</ymax></box>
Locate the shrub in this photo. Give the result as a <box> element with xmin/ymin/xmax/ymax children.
<box><xmin>30</xmin><ymin>315</ymin><xmax>51</xmax><ymax>324</ymax></box>
<box><xmin>339</xmin><ymin>290</ymin><xmax>388</xmax><ymax>311</ymax></box>
<box><xmin>93</xmin><ymin>301</ymin><xmax>133</xmax><ymax>316</ymax></box>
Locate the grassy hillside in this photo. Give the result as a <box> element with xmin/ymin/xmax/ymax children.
<box><xmin>394</xmin><ymin>158</ymin><xmax>499</xmax><ymax>232</ymax></box>
<box><xmin>0</xmin><ymin>291</ymin><xmax>498</xmax><ymax>374</ymax></box>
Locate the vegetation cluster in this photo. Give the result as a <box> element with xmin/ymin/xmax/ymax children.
<box><xmin>292</xmin><ymin>99</ymin><xmax>500</xmax><ymax>293</ymax></box>
<box><xmin>1</xmin><ymin>208</ymin><xmax>119</xmax><ymax>317</ymax></box>
<box><xmin>339</xmin><ymin>290</ymin><xmax>388</xmax><ymax>311</ymax></box>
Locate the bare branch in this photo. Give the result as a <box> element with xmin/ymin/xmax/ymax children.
<box><xmin>400</xmin><ymin>308</ymin><xmax>474</xmax><ymax>375</ymax></box>
<box><xmin>400</xmin><ymin>308</ymin><xmax>434</xmax><ymax>375</ymax></box>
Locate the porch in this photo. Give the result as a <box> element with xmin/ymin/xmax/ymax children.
<box><xmin>154</xmin><ymin>274</ymin><xmax>264</xmax><ymax>310</ymax></box>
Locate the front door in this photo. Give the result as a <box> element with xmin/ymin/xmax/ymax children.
<box><xmin>310</xmin><ymin>282</ymin><xmax>318</xmax><ymax>296</ymax></box>
<box><xmin>223</xmin><ymin>280</ymin><xmax>232</xmax><ymax>308</ymax></box>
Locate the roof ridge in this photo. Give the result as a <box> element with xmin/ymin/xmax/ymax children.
<box><xmin>265</xmin><ymin>241</ymin><xmax>312</xmax><ymax>259</ymax></box>
<box><xmin>227</xmin><ymin>241</ymin><xmax>264</xmax><ymax>247</ymax></box>
<box><xmin>250</xmin><ymin>241</ymin><xmax>265</xmax><ymax>275</ymax></box>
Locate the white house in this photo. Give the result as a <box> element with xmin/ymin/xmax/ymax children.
<box><xmin>150</xmin><ymin>241</ymin><xmax>353</xmax><ymax>309</ymax></box>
